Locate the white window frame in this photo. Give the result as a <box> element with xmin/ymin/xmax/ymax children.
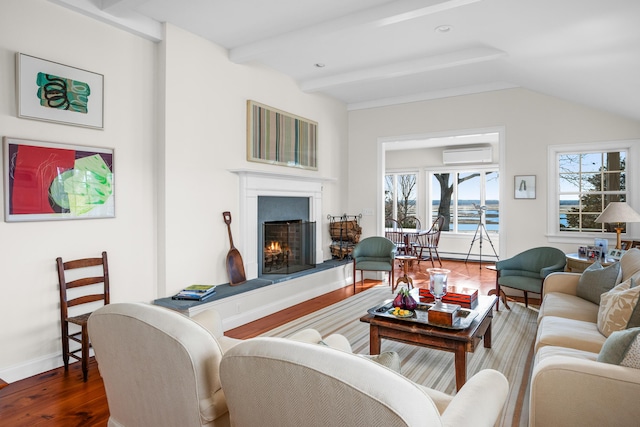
<box><xmin>547</xmin><ymin>139</ymin><xmax>640</xmax><ymax>244</ymax></box>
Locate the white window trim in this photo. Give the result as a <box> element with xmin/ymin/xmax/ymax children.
<box><xmin>547</xmin><ymin>139</ymin><xmax>640</xmax><ymax>244</ymax></box>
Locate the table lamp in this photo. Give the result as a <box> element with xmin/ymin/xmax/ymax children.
<box><xmin>595</xmin><ymin>202</ymin><xmax>640</xmax><ymax>249</ymax></box>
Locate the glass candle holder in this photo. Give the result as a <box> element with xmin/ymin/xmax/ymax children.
<box><xmin>427</xmin><ymin>268</ymin><xmax>450</xmax><ymax>305</ymax></box>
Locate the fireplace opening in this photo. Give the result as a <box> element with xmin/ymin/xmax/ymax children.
<box><xmin>262</xmin><ymin>220</ymin><xmax>316</xmax><ymax>275</ymax></box>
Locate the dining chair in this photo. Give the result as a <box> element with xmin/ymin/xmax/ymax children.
<box><xmin>415</xmin><ymin>215</ymin><xmax>446</xmax><ymax>267</ymax></box>
<box><xmin>385</xmin><ymin>218</ymin><xmax>406</xmax><ymax>255</ymax></box>
<box><xmin>56</xmin><ymin>251</ymin><xmax>110</xmax><ymax>382</ymax></box>
<box><xmin>405</xmin><ymin>216</ymin><xmax>422</xmax><ymax>255</ymax></box>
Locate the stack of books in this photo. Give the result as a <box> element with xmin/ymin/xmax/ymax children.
<box><xmin>419</xmin><ymin>285</ymin><xmax>478</xmax><ymax>308</ymax></box>
<box><xmin>172</xmin><ymin>284</ymin><xmax>217</xmax><ymax>301</ymax></box>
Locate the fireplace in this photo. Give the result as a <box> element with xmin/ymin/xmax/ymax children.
<box><xmin>263</xmin><ymin>220</ymin><xmax>316</xmax><ymax>275</ymax></box>
<box><xmin>230</xmin><ymin>169</ymin><xmax>329</xmax><ymax>280</ymax></box>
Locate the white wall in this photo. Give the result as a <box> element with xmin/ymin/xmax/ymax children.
<box><xmin>0</xmin><ymin>1</ymin><xmax>349</xmax><ymax>382</ymax></box>
<box><xmin>158</xmin><ymin>24</ymin><xmax>348</xmax><ymax>297</ymax></box>
<box><xmin>0</xmin><ymin>0</ymin><xmax>157</xmax><ymax>381</ymax></box>
<box><xmin>348</xmin><ymin>89</ymin><xmax>640</xmax><ymax>257</ymax></box>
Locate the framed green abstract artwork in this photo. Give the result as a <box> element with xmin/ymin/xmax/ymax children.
<box><xmin>3</xmin><ymin>137</ymin><xmax>114</xmax><ymax>222</ymax></box>
<box><xmin>247</xmin><ymin>100</ymin><xmax>318</xmax><ymax>170</ymax></box>
<box><xmin>17</xmin><ymin>53</ymin><xmax>104</xmax><ymax>129</ymax></box>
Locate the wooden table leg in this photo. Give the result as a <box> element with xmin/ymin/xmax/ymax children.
<box><xmin>484</xmin><ymin>320</ymin><xmax>492</xmax><ymax>349</ymax></box>
<box><xmin>488</xmin><ymin>288</ymin><xmax>510</xmax><ymax>311</ymax></box>
<box><xmin>454</xmin><ymin>345</ymin><xmax>467</xmax><ymax>391</ymax></box>
<box><xmin>369</xmin><ymin>325</ymin><xmax>381</xmax><ymax>355</ymax></box>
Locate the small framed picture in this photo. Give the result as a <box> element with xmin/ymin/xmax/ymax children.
<box><xmin>514</xmin><ymin>175</ymin><xmax>536</xmax><ymax>199</ymax></box>
<box><xmin>609</xmin><ymin>249</ymin><xmax>625</xmax><ymax>260</ymax></box>
<box><xmin>17</xmin><ymin>53</ymin><xmax>104</xmax><ymax>129</ymax></box>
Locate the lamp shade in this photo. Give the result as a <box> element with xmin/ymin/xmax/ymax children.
<box><xmin>595</xmin><ymin>202</ymin><xmax>640</xmax><ymax>224</ymax></box>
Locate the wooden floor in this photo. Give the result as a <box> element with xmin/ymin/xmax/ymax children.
<box><xmin>0</xmin><ymin>259</ymin><xmax>503</xmax><ymax>426</ymax></box>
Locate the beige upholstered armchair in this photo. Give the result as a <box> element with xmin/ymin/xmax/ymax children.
<box><xmin>220</xmin><ymin>337</ymin><xmax>509</xmax><ymax>427</ymax></box>
<box><xmin>88</xmin><ymin>303</ymin><xmax>237</xmax><ymax>427</ymax></box>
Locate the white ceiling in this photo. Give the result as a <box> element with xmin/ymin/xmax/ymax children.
<box><xmin>50</xmin><ymin>0</ymin><xmax>640</xmax><ymax>120</ymax></box>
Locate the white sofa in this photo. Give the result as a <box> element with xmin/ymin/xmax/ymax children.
<box><xmin>530</xmin><ymin>248</ymin><xmax>640</xmax><ymax>427</ymax></box>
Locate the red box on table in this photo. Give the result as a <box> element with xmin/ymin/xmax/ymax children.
<box><xmin>419</xmin><ymin>285</ymin><xmax>479</xmax><ymax>309</ymax></box>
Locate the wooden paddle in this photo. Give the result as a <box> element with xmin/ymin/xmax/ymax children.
<box><xmin>222</xmin><ymin>211</ymin><xmax>246</xmax><ymax>286</ymax></box>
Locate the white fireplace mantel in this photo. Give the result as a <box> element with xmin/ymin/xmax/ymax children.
<box><xmin>229</xmin><ymin>169</ymin><xmax>336</xmax><ymax>279</ymax></box>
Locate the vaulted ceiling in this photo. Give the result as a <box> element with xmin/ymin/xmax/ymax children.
<box><xmin>50</xmin><ymin>0</ymin><xmax>640</xmax><ymax>120</ymax></box>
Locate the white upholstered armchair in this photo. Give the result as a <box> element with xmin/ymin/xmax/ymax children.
<box><xmin>219</xmin><ymin>337</ymin><xmax>509</xmax><ymax>427</ymax></box>
<box><xmin>88</xmin><ymin>303</ymin><xmax>236</xmax><ymax>427</ymax></box>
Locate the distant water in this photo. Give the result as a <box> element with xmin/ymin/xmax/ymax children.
<box><xmin>432</xmin><ymin>200</ymin><xmax>499</xmax><ymax>232</ymax></box>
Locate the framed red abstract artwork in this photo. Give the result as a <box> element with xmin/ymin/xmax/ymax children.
<box><xmin>3</xmin><ymin>137</ymin><xmax>114</xmax><ymax>222</ymax></box>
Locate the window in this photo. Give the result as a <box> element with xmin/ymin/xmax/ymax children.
<box><xmin>430</xmin><ymin>169</ymin><xmax>499</xmax><ymax>233</ymax></box>
<box><xmin>558</xmin><ymin>150</ymin><xmax>627</xmax><ymax>233</ymax></box>
<box><xmin>385</xmin><ymin>173</ymin><xmax>418</xmax><ymax>228</ymax></box>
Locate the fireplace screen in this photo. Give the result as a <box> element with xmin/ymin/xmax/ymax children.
<box><xmin>263</xmin><ymin>220</ymin><xmax>316</xmax><ymax>275</ymax></box>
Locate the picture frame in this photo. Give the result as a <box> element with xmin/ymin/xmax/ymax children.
<box><xmin>247</xmin><ymin>100</ymin><xmax>318</xmax><ymax>170</ymax></box>
<box><xmin>17</xmin><ymin>53</ymin><xmax>104</xmax><ymax>129</ymax></box>
<box><xmin>608</xmin><ymin>249</ymin><xmax>625</xmax><ymax>260</ymax></box>
<box><xmin>3</xmin><ymin>137</ymin><xmax>114</xmax><ymax>222</ymax></box>
<box><xmin>514</xmin><ymin>175</ymin><xmax>536</xmax><ymax>199</ymax></box>
<box><xmin>594</xmin><ymin>238</ymin><xmax>608</xmax><ymax>256</ymax></box>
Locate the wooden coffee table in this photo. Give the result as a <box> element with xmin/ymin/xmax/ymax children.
<box><xmin>360</xmin><ymin>294</ymin><xmax>497</xmax><ymax>391</ymax></box>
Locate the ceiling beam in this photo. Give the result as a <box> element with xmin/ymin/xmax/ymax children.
<box><xmin>48</xmin><ymin>0</ymin><xmax>162</xmax><ymax>41</ymax></box>
<box><xmin>300</xmin><ymin>46</ymin><xmax>507</xmax><ymax>92</ymax></box>
<box><xmin>229</xmin><ymin>0</ymin><xmax>482</xmax><ymax>63</ymax></box>
<box><xmin>100</xmin><ymin>0</ymin><xmax>149</xmax><ymax>16</ymax></box>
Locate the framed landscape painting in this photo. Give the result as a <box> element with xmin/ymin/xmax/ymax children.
<box><xmin>3</xmin><ymin>137</ymin><xmax>114</xmax><ymax>222</ymax></box>
<box><xmin>17</xmin><ymin>53</ymin><xmax>104</xmax><ymax>129</ymax></box>
<box><xmin>247</xmin><ymin>100</ymin><xmax>318</xmax><ymax>170</ymax></box>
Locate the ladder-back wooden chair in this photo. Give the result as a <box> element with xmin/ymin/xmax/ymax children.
<box><xmin>57</xmin><ymin>251</ymin><xmax>110</xmax><ymax>382</ymax></box>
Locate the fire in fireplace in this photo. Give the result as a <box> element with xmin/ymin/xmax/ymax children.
<box><xmin>262</xmin><ymin>220</ymin><xmax>316</xmax><ymax>275</ymax></box>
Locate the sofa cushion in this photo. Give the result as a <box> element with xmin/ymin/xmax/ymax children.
<box><xmin>597</xmin><ymin>327</ymin><xmax>640</xmax><ymax>369</ymax></box>
<box><xmin>597</xmin><ymin>278</ymin><xmax>640</xmax><ymax>337</ymax></box>
<box><xmin>576</xmin><ymin>261</ymin><xmax>622</xmax><ymax>304</ymax></box>
<box><xmin>536</xmin><ymin>316</ymin><xmax>606</xmax><ymax>353</ymax></box>
<box><xmin>620</xmin><ymin>248</ymin><xmax>640</xmax><ymax>282</ymax></box>
<box><xmin>535</xmin><ymin>345</ymin><xmax>599</xmax><ymax>366</ymax></box>
<box><xmin>538</xmin><ymin>292</ymin><xmax>600</xmax><ymax>324</ymax></box>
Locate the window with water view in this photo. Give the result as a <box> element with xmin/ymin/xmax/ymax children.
<box><xmin>431</xmin><ymin>170</ymin><xmax>499</xmax><ymax>233</ymax></box>
<box><xmin>559</xmin><ymin>150</ymin><xmax>627</xmax><ymax>233</ymax></box>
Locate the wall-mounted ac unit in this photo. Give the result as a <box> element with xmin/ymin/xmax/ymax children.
<box><xmin>442</xmin><ymin>147</ymin><xmax>492</xmax><ymax>164</ymax></box>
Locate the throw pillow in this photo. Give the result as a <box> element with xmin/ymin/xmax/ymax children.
<box><xmin>597</xmin><ymin>278</ymin><xmax>640</xmax><ymax>337</ymax></box>
<box><xmin>597</xmin><ymin>327</ymin><xmax>640</xmax><ymax>369</ymax></box>
<box><xmin>620</xmin><ymin>248</ymin><xmax>640</xmax><ymax>282</ymax></box>
<box><xmin>361</xmin><ymin>352</ymin><xmax>402</xmax><ymax>374</ymax></box>
<box><xmin>577</xmin><ymin>261</ymin><xmax>622</xmax><ymax>304</ymax></box>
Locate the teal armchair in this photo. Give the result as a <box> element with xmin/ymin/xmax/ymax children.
<box><xmin>494</xmin><ymin>246</ymin><xmax>566</xmax><ymax>309</ymax></box>
<box><xmin>352</xmin><ymin>236</ymin><xmax>396</xmax><ymax>292</ymax></box>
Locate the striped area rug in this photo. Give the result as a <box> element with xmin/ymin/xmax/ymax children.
<box><xmin>261</xmin><ymin>285</ymin><xmax>538</xmax><ymax>427</ymax></box>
